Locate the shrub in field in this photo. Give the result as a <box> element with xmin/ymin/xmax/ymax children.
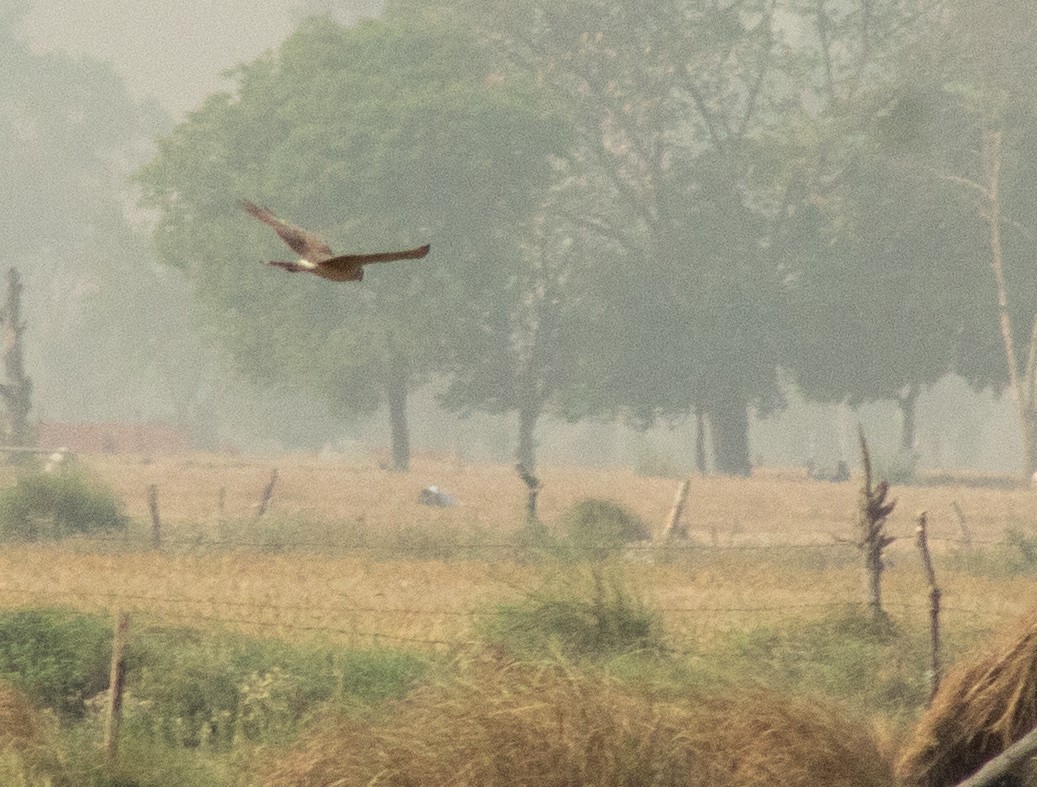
<box><xmin>560</xmin><ymin>498</ymin><xmax>650</xmax><ymax>557</ymax></box>
<box><xmin>0</xmin><ymin>608</ymin><xmax>112</xmax><ymax>718</ymax></box>
<box><xmin>484</xmin><ymin>568</ymin><xmax>664</xmax><ymax>659</ymax></box>
<box><xmin>0</xmin><ymin>470</ymin><xmax>127</xmax><ymax>541</ymax></box>
<box><xmin>256</xmin><ymin>660</ymin><xmax>895</xmax><ymax>786</ymax></box>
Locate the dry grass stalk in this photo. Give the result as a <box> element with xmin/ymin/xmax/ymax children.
<box><xmin>897</xmin><ymin>607</ymin><xmax>1037</xmax><ymax>786</ymax></box>
<box><xmin>0</xmin><ymin>681</ymin><xmax>41</xmax><ymax>750</ymax></box>
<box><xmin>255</xmin><ymin>658</ymin><xmax>894</xmax><ymax>787</ymax></box>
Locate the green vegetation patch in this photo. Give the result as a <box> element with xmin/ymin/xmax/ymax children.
<box><xmin>483</xmin><ymin>568</ymin><xmax>665</xmax><ymax>659</ymax></box>
<box><xmin>719</xmin><ymin>609</ymin><xmax>931</xmax><ymax>717</ymax></box>
<box><xmin>0</xmin><ymin>471</ymin><xmax>128</xmax><ymax>542</ymax></box>
<box><xmin>0</xmin><ymin>608</ymin><xmax>113</xmax><ymax>718</ymax></box>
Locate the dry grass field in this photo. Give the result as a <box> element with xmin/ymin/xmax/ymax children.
<box><xmin>0</xmin><ymin>452</ymin><xmax>1034</xmax><ymax>652</ymax></box>
<box><xmin>3</xmin><ymin>452</ymin><xmax>1037</xmax><ymax>784</ymax></box>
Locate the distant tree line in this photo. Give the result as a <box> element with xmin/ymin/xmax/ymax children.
<box><xmin>131</xmin><ymin>0</ymin><xmax>1037</xmax><ymax>477</ymax></box>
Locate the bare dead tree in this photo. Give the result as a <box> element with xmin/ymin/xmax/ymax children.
<box><xmin>856</xmin><ymin>428</ymin><xmax>896</xmax><ymax>622</ymax></box>
<box><xmin>0</xmin><ymin>268</ymin><xmax>32</xmax><ymax>448</ymax></box>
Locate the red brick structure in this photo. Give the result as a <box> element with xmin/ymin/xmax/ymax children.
<box><xmin>36</xmin><ymin>422</ymin><xmax>191</xmax><ymax>456</ymax></box>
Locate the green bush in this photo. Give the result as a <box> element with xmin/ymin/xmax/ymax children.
<box><xmin>120</xmin><ymin>628</ymin><xmax>427</xmax><ymax>749</ymax></box>
<box><xmin>484</xmin><ymin>568</ymin><xmax>665</xmax><ymax>659</ymax></box>
<box><xmin>560</xmin><ymin>498</ymin><xmax>649</xmax><ymax>557</ymax></box>
<box><xmin>0</xmin><ymin>471</ymin><xmax>128</xmax><ymax>541</ymax></box>
<box><xmin>0</xmin><ymin>608</ymin><xmax>112</xmax><ymax>718</ymax></box>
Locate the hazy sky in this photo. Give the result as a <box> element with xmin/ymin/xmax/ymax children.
<box><xmin>24</xmin><ymin>0</ymin><xmax>384</xmax><ymax>119</ymax></box>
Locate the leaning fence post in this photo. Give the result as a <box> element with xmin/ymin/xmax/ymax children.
<box><xmin>951</xmin><ymin>500</ymin><xmax>972</xmax><ymax>548</ymax></box>
<box><xmin>915</xmin><ymin>511</ymin><xmax>942</xmax><ymax>701</ymax></box>
<box><xmin>253</xmin><ymin>468</ymin><xmax>278</xmax><ymax>520</ymax></box>
<box><xmin>662</xmin><ymin>478</ymin><xmax>691</xmax><ymax>540</ymax></box>
<box><xmin>104</xmin><ymin>611</ymin><xmax>130</xmax><ymax>766</ymax></box>
<box><xmin>147</xmin><ymin>484</ymin><xmax>161</xmax><ymax>550</ymax></box>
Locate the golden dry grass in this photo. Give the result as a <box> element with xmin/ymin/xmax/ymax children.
<box><xmin>0</xmin><ymin>452</ymin><xmax>1031</xmax><ymax>650</ymax></box>
<box><xmin>252</xmin><ymin>657</ymin><xmax>895</xmax><ymax>786</ymax></box>
<box><xmin>50</xmin><ymin>453</ymin><xmax>1035</xmax><ymax>544</ymax></box>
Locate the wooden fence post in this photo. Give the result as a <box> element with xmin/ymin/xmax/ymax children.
<box><xmin>662</xmin><ymin>478</ymin><xmax>691</xmax><ymax>540</ymax></box>
<box><xmin>915</xmin><ymin>511</ymin><xmax>942</xmax><ymax>701</ymax></box>
<box><xmin>104</xmin><ymin>612</ymin><xmax>130</xmax><ymax>766</ymax></box>
<box><xmin>147</xmin><ymin>484</ymin><xmax>161</xmax><ymax>550</ymax></box>
<box><xmin>856</xmin><ymin>428</ymin><xmax>896</xmax><ymax>622</ymax></box>
<box><xmin>253</xmin><ymin>468</ymin><xmax>278</xmax><ymax>520</ymax></box>
<box><xmin>951</xmin><ymin>500</ymin><xmax>972</xmax><ymax>548</ymax></box>
<box><xmin>515</xmin><ymin>464</ymin><xmax>541</xmax><ymax>524</ymax></box>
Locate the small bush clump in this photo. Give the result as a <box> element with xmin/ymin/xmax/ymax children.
<box><xmin>0</xmin><ymin>470</ymin><xmax>127</xmax><ymax>541</ymax></box>
<box><xmin>484</xmin><ymin>568</ymin><xmax>665</xmax><ymax>659</ymax></box>
<box><xmin>560</xmin><ymin>498</ymin><xmax>650</xmax><ymax>557</ymax></box>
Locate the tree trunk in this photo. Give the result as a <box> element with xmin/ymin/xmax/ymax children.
<box><xmin>896</xmin><ymin>383</ymin><xmax>919</xmax><ymax>452</ymax></box>
<box><xmin>694</xmin><ymin>407</ymin><xmax>708</xmax><ymax>474</ymax></box>
<box><xmin>706</xmin><ymin>393</ymin><xmax>751</xmax><ymax>477</ymax></box>
<box><xmin>384</xmin><ymin>354</ymin><xmax>410</xmax><ymax>472</ymax></box>
<box><xmin>515</xmin><ymin>396</ymin><xmax>540</xmax><ymax>474</ymax></box>
<box><xmin>980</xmin><ymin>127</ymin><xmax>1037</xmax><ymax>479</ymax></box>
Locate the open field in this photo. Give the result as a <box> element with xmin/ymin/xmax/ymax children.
<box><xmin>0</xmin><ymin>453</ymin><xmax>1035</xmax><ymax>651</ymax></box>
<box><xmin>3</xmin><ymin>454</ymin><xmax>1037</xmax><ymax>783</ymax></box>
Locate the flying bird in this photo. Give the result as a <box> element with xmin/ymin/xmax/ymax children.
<box><xmin>242</xmin><ymin>200</ymin><xmax>430</xmax><ymax>282</ymax></box>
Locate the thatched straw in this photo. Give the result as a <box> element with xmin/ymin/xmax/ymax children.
<box><xmin>898</xmin><ymin>608</ymin><xmax>1037</xmax><ymax>786</ymax></box>
<box><xmin>255</xmin><ymin>657</ymin><xmax>893</xmax><ymax>786</ymax></box>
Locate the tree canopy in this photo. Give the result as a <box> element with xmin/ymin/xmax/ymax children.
<box><xmin>138</xmin><ymin>12</ymin><xmax>567</xmax><ymax>468</ymax></box>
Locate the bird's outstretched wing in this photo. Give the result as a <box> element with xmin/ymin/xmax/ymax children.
<box><xmin>242</xmin><ymin>200</ymin><xmax>333</xmax><ymax>261</ymax></box>
<box><xmin>322</xmin><ymin>244</ymin><xmax>431</xmax><ymax>270</ymax></box>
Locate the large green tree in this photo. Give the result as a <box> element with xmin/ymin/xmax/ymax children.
<box><xmin>138</xmin><ymin>13</ymin><xmax>563</xmax><ymax>469</ymax></box>
<box><xmin>778</xmin><ymin>0</ymin><xmax>994</xmax><ymax>452</ymax></box>
<box><xmin>900</xmin><ymin>0</ymin><xmax>1037</xmax><ymax>477</ymax></box>
<box><xmin>443</xmin><ymin>0</ymin><xmax>798</xmax><ymax>475</ymax></box>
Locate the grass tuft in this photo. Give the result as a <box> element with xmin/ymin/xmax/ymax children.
<box><xmin>254</xmin><ymin>657</ymin><xmax>895</xmax><ymax>787</ymax></box>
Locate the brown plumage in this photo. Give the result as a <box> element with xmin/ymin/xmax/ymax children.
<box><xmin>242</xmin><ymin>200</ymin><xmax>430</xmax><ymax>282</ymax></box>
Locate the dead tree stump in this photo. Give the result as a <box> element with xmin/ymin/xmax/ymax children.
<box><xmin>856</xmin><ymin>428</ymin><xmax>896</xmax><ymax>623</ymax></box>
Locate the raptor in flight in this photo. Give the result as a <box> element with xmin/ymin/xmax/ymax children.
<box><xmin>243</xmin><ymin>200</ymin><xmax>430</xmax><ymax>282</ymax></box>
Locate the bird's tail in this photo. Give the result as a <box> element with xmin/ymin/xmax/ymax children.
<box><xmin>267</xmin><ymin>260</ymin><xmax>304</xmax><ymax>273</ymax></box>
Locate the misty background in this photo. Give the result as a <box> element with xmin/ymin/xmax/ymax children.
<box><xmin>7</xmin><ymin>0</ymin><xmax>1029</xmax><ymax>475</ymax></box>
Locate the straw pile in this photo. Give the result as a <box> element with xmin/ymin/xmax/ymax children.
<box><xmin>898</xmin><ymin>608</ymin><xmax>1037</xmax><ymax>786</ymax></box>
<box><xmin>256</xmin><ymin>658</ymin><xmax>894</xmax><ymax>786</ymax></box>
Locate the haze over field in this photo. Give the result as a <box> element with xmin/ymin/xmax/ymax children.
<box><xmin>24</xmin><ymin>0</ymin><xmax>386</xmax><ymax>118</ymax></box>
<box><xmin>5</xmin><ymin>0</ymin><xmax>1036</xmax><ymax>477</ymax></box>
